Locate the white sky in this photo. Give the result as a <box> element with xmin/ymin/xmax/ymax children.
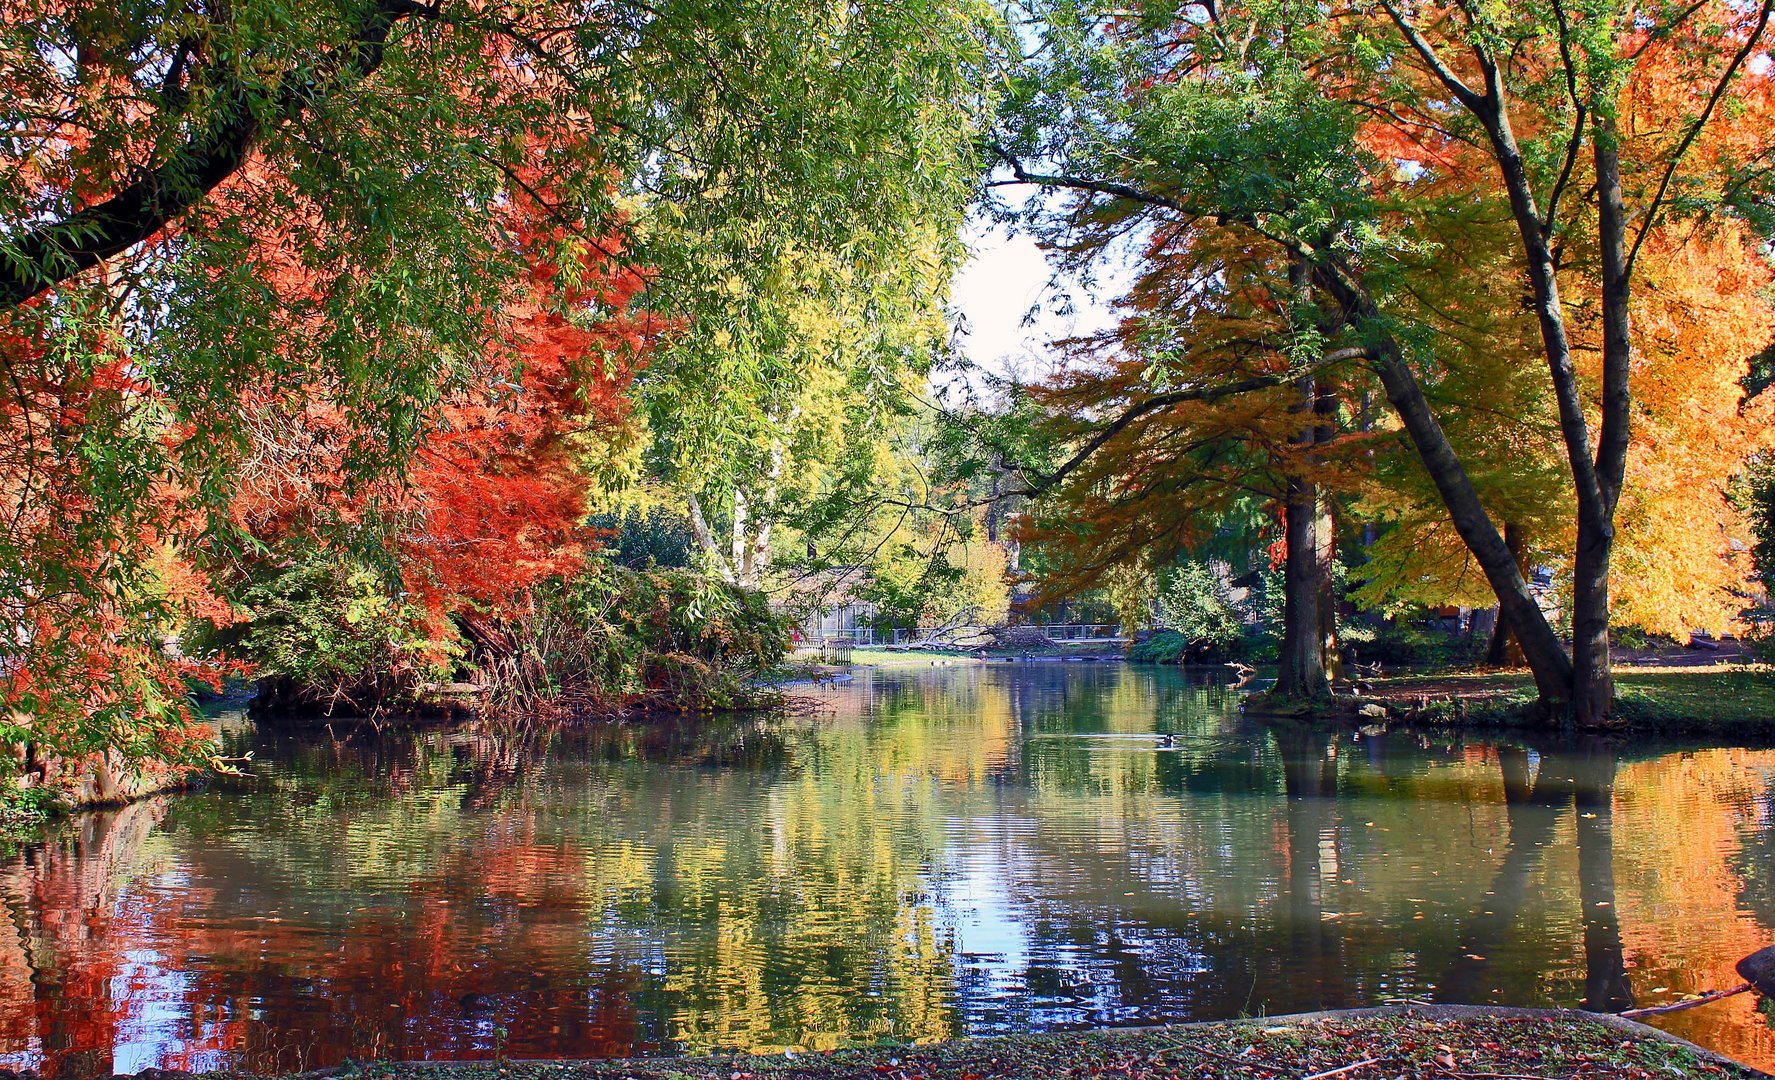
<box><xmin>943</xmin><ymin>219</ymin><xmax>1123</xmax><ymax>395</ymax></box>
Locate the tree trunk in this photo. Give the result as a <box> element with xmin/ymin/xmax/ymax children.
<box><xmin>1485</xmin><ymin>523</ymin><xmax>1529</xmax><ymax>667</ymax></box>
<box><xmin>1571</xmin><ymin>525</ymin><xmax>1615</xmax><ymax>727</ymax></box>
<box><xmin>1305</xmin><ymin>261</ymin><xmax>1573</xmax><ymax>708</ymax></box>
<box><xmin>1277</xmin><ymin>486</ymin><xmax>1330</xmax><ymax>700</ymax></box>
<box><xmin>1568</xmin><ymin>114</ymin><xmax>1635</xmax><ymax>729</ymax></box>
<box><xmin>1314</xmin><ymin>377</ymin><xmax>1340</xmax><ymax>683</ymax></box>
<box><xmin>1275</xmin><ymin>373</ymin><xmax>1335</xmax><ymax>701</ymax></box>
<box><xmin>686</xmin><ymin>493</ymin><xmax>737</xmax><ymax>584</ymax></box>
<box><xmin>1474</xmin><ymin>88</ymin><xmax>1625</xmax><ymax>727</ymax></box>
<box><xmin>1368</xmin><ymin>347</ymin><xmax>1572</xmax><ymax>707</ymax></box>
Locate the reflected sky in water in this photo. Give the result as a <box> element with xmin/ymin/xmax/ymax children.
<box><xmin>2</xmin><ymin>663</ymin><xmax>1773</xmax><ymax>1076</ymax></box>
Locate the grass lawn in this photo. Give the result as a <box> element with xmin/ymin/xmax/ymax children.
<box><xmin>1369</xmin><ymin>664</ymin><xmax>1775</xmax><ymax>736</ymax></box>
<box><xmin>265</xmin><ymin>1008</ymin><xmax>1758</xmax><ymax>1080</ymax></box>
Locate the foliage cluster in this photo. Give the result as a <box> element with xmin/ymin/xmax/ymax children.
<box><xmin>487</xmin><ymin>565</ymin><xmax>792</xmax><ymax>713</ymax></box>
<box><xmin>1149</xmin><ymin>562</ymin><xmax>1243</xmax><ymax>659</ymax></box>
<box><xmin>856</xmin><ymin>534</ymin><xmax>1013</xmax><ymax>634</ymax></box>
<box><xmin>0</xmin><ymin>0</ymin><xmax>996</xmax><ymax>795</ymax></box>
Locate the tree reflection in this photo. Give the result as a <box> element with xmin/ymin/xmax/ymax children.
<box><xmin>7</xmin><ymin>667</ymin><xmax>1775</xmax><ymax>1078</ymax></box>
<box><xmin>1436</xmin><ymin>738</ymin><xmax>1631</xmax><ymax>1013</ymax></box>
<box><xmin>1275</xmin><ymin>725</ymin><xmax>1348</xmax><ymax>1011</ymax></box>
<box><xmin>1571</xmin><ymin>743</ymin><xmax>1632</xmax><ymax>1013</ymax></box>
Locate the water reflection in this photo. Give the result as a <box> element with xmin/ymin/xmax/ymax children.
<box><xmin>1</xmin><ymin>664</ymin><xmax>1772</xmax><ymax>1076</ymax></box>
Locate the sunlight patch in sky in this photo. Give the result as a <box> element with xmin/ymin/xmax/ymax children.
<box><xmin>945</xmin><ymin>220</ymin><xmax>1123</xmax><ymax>396</ymax></box>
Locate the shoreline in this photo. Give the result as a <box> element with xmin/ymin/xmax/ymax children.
<box><xmin>1321</xmin><ymin>663</ymin><xmax>1775</xmax><ymax>738</ymax></box>
<box><xmin>10</xmin><ymin>660</ymin><xmax>1773</xmax><ymax>845</ymax></box>
<box><xmin>71</xmin><ymin>1006</ymin><xmax>1766</xmax><ymax>1080</ymax></box>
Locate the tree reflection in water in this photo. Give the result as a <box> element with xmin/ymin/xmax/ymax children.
<box><xmin>1435</xmin><ymin>739</ymin><xmax>1632</xmax><ymax>1012</ymax></box>
<box><xmin>0</xmin><ymin>665</ymin><xmax>1770</xmax><ymax>1078</ymax></box>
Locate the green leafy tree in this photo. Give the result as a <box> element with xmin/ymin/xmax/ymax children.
<box><xmin>1154</xmin><ymin>562</ymin><xmax>1243</xmax><ymax>657</ymax></box>
<box><xmin>626</xmin><ymin>2</ymin><xmax>996</xmax><ymax>589</ymax></box>
<box><xmin>0</xmin><ymin>0</ymin><xmax>1001</xmax><ymax>775</ymax></box>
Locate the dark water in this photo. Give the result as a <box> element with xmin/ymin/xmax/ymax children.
<box><xmin>4</xmin><ymin>663</ymin><xmax>1774</xmax><ymax>1076</ymax></box>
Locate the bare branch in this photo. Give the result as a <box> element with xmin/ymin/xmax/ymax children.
<box><xmin>1375</xmin><ymin>0</ymin><xmax>1487</xmax><ymax>113</ymax></box>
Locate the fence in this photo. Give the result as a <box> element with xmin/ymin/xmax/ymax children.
<box><xmin>791</xmin><ymin>636</ymin><xmax>857</xmax><ymax>663</ymax></box>
<box><xmin>887</xmin><ymin>623</ymin><xmax>1124</xmax><ymax>645</ymax></box>
<box><xmin>805</xmin><ymin>627</ymin><xmax>876</xmax><ymax>646</ymax></box>
<box><xmin>797</xmin><ymin>623</ymin><xmax>1127</xmax><ymax>650</ymax></box>
<box><xmin>1030</xmin><ymin>623</ymin><xmax>1123</xmax><ymax>642</ymax></box>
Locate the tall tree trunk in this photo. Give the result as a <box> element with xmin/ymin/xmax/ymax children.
<box><xmin>1314</xmin><ymin>377</ymin><xmax>1340</xmax><ymax>683</ymax></box>
<box><xmin>1571</xmin><ymin>114</ymin><xmax>1635</xmax><ymax>728</ymax></box>
<box><xmin>737</xmin><ymin>429</ymin><xmax>790</xmax><ymax>590</ymax></box>
<box><xmin>1307</xmin><ymin>262</ymin><xmax>1573</xmax><ymax>708</ymax></box>
<box><xmin>686</xmin><ymin>493</ymin><xmax>737</xmax><ymax>585</ymax></box>
<box><xmin>1367</xmin><ymin>345</ymin><xmax>1573</xmax><ymax>706</ymax></box>
<box><xmin>1486</xmin><ymin>523</ymin><xmax>1529</xmax><ymax>666</ymax></box>
<box><xmin>1463</xmin><ymin>79</ymin><xmax>1621</xmax><ymax>725</ymax></box>
<box><xmin>1277</xmin><ymin>482</ymin><xmax>1330</xmax><ymax>699</ymax></box>
<box><xmin>1349</xmin><ymin>30</ymin><xmax>1626</xmax><ymax>722</ymax></box>
<box><xmin>1275</xmin><ymin>373</ymin><xmax>1335</xmax><ymax>701</ymax></box>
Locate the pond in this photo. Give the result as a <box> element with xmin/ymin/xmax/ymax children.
<box><xmin>3</xmin><ymin>663</ymin><xmax>1774</xmax><ymax>1077</ymax></box>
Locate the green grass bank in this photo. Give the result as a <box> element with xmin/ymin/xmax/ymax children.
<box><xmin>1364</xmin><ymin>664</ymin><xmax>1775</xmax><ymax>736</ymax></box>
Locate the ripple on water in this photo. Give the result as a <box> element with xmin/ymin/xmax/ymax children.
<box><xmin>1</xmin><ymin>663</ymin><xmax>1772</xmax><ymax>1074</ymax></box>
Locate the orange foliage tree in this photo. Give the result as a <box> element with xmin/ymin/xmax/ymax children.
<box><xmin>994</xmin><ymin>0</ymin><xmax>1775</xmax><ymax>719</ymax></box>
<box><xmin>0</xmin><ymin>0</ymin><xmax>657</xmax><ymax>786</ymax></box>
<box><xmin>1013</xmin><ymin>227</ymin><xmax>1377</xmax><ymax>699</ymax></box>
<box><xmin>216</xmin><ymin>161</ymin><xmax>655</xmax><ymax>711</ymax></box>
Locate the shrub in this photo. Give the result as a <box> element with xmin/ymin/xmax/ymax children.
<box><xmin>488</xmin><ymin>564</ymin><xmax>791</xmax><ymax>712</ymax></box>
<box><xmin>1151</xmin><ymin>562</ymin><xmax>1242</xmax><ymax>657</ymax></box>
<box><xmin>210</xmin><ymin>546</ymin><xmax>791</xmax><ymax>716</ymax></box>
<box><xmin>586</xmin><ymin>508</ymin><xmax>696</xmax><ymax>569</ymax></box>
<box><xmin>1128</xmin><ymin>629</ymin><xmax>1190</xmax><ymax>664</ymax></box>
<box><xmin>195</xmin><ymin>548</ymin><xmax>459</xmax><ymax>715</ymax></box>
<box><xmin>1340</xmin><ymin>619</ymin><xmax>1479</xmax><ymax>668</ymax></box>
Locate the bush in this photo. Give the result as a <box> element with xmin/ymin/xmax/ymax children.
<box><xmin>1340</xmin><ymin>619</ymin><xmax>1480</xmax><ymax>668</ymax></box>
<box><xmin>0</xmin><ymin>785</ymin><xmax>55</xmax><ymax>828</ymax></box>
<box><xmin>1128</xmin><ymin>629</ymin><xmax>1190</xmax><ymax>664</ymax></box>
<box><xmin>586</xmin><ymin>508</ymin><xmax>696</xmax><ymax>569</ymax></box>
<box><xmin>1150</xmin><ymin>562</ymin><xmax>1242</xmax><ymax>658</ymax></box>
<box><xmin>209</xmin><ymin>545</ymin><xmax>791</xmax><ymax>717</ymax></box>
<box><xmin>195</xmin><ymin>549</ymin><xmax>459</xmax><ymax>714</ymax></box>
<box><xmin>489</xmin><ymin>564</ymin><xmax>792</xmax><ymax>712</ymax></box>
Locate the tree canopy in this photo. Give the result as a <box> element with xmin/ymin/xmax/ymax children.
<box><xmin>0</xmin><ymin>0</ymin><xmax>998</xmax><ymax>780</ymax></box>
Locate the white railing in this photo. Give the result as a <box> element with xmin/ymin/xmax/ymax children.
<box><xmin>1029</xmin><ymin>623</ymin><xmax>1124</xmax><ymax>642</ymax></box>
<box><xmin>888</xmin><ymin>623</ymin><xmax>1125</xmax><ymax>644</ymax></box>
<box><xmin>799</xmin><ymin>623</ymin><xmax>1130</xmax><ymax>649</ymax></box>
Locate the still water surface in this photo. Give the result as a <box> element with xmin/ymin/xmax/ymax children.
<box><xmin>3</xmin><ymin>663</ymin><xmax>1774</xmax><ymax>1076</ymax></box>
